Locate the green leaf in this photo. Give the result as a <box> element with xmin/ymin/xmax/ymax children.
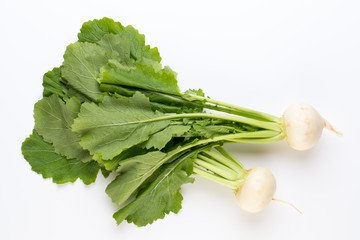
<box><xmin>184</xmin><ymin>89</ymin><xmax>205</xmax><ymax>97</ymax></box>
<box><xmin>119</xmin><ymin>25</ymin><xmax>161</xmax><ymax>62</ymax></box>
<box><xmin>61</xmin><ymin>42</ymin><xmax>108</xmax><ymax>101</ymax></box>
<box><xmin>78</xmin><ymin>17</ymin><xmax>123</xmax><ymax>43</ymax></box>
<box><xmin>78</xmin><ymin>18</ymin><xmax>160</xmax><ymax>62</ymax></box>
<box><xmin>106</xmin><ymin>151</ymin><xmax>167</xmax><ymax>205</ymax></box>
<box><xmin>34</xmin><ymin>95</ymin><xmax>92</xmax><ymax>162</ymax></box>
<box><xmin>22</xmin><ymin>130</ymin><xmax>99</xmax><ymax>185</ymax></box>
<box><xmin>112</xmin><ymin>153</ymin><xmax>194</xmax><ymax>226</ymax></box>
<box><xmin>99</xmin><ymin>83</ymin><xmax>203</xmax><ymax>113</ymax></box>
<box><xmin>100</xmin><ymin>167</ymin><xmax>112</xmax><ymax>178</ymax></box>
<box><xmin>192</xmin><ymin>124</ymin><xmax>232</xmax><ymax>138</ymax></box>
<box><xmin>42</xmin><ymin>67</ymin><xmax>68</xmax><ymax>99</ymax></box>
<box><xmin>97</xmin><ymin>33</ymin><xmax>131</xmax><ymax>62</ymax></box>
<box><xmin>42</xmin><ymin>67</ymin><xmax>97</xmax><ymax>103</ymax></box>
<box><xmin>101</xmin><ymin>63</ymin><xmax>180</xmax><ymax>95</ymax></box>
<box><xmin>143</xmin><ymin>125</ymin><xmax>191</xmax><ymax>150</ymax></box>
<box><xmin>100</xmin><ymin>147</ymin><xmax>147</xmax><ymax>171</ymax></box>
<box><xmin>72</xmin><ymin>92</ymin><xmax>170</xmax><ymax>160</ymax></box>
<box><xmin>66</xmin><ymin>85</ymin><xmax>92</xmax><ymax>103</ymax></box>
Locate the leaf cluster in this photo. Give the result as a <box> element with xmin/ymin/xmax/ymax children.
<box><xmin>23</xmin><ymin>18</ymin><xmax>209</xmax><ymax>227</ymax></box>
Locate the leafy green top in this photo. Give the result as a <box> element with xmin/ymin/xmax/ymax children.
<box><xmin>22</xmin><ymin>17</ymin><xmax>282</xmax><ymax>227</ymax></box>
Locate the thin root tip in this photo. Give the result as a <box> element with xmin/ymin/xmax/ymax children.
<box><xmin>324</xmin><ymin>120</ymin><xmax>343</xmax><ymax>136</ymax></box>
<box><xmin>272</xmin><ymin>198</ymin><xmax>303</xmax><ymax>215</ymax></box>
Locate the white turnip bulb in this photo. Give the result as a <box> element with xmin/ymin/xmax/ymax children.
<box><xmin>283</xmin><ymin>103</ymin><xmax>341</xmax><ymax>151</ymax></box>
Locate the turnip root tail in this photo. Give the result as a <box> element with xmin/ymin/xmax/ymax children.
<box><xmin>272</xmin><ymin>198</ymin><xmax>302</xmax><ymax>215</ymax></box>
<box><xmin>324</xmin><ymin>120</ymin><xmax>342</xmax><ymax>136</ymax></box>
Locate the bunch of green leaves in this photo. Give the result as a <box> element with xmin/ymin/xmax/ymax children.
<box><xmin>22</xmin><ymin>17</ymin><xmax>283</xmax><ymax>227</ymax></box>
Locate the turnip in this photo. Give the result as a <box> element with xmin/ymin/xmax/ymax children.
<box><xmin>283</xmin><ymin>103</ymin><xmax>341</xmax><ymax>150</ymax></box>
<box><xmin>193</xmin><ymin>147</ymin><xmax>303</xmax><ymax>213</ymax></box>
<box><xmin>235</xmin><ymin>167</ymin><xmax>276</xmax><ymax>213</ymax></box>
<box><xmin>193</xmin><ymin>147</ymin><xmax>277</xmax><ymax>213</ymax></box>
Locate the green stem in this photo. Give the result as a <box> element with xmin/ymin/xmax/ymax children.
<box><xmin>182</xmin><ymin>93</ymin><xmax>281</xmax><ymax>123</ymax></box>
<box><xmin>197</xmin><ymin>154</ymin><xmax>236</xmax><ymax>173</ymax></box>
<box><xmin>225</xmin><ymin>134</ymin><xmax>285</xmax><ymax>144</ymax></box>
<box><xmin>222</xmin><ymin>130</ymin><xmax>281</xmax><ymax>139</ymax></box>
<box><xmin>201</xmin><ymin>150</ymin><xmax>246</xmax><ymax>176</ymax></box>
<box><xmin>193</xmin><ymin>167</ymin><xmax>240</xmax><ymax>189</ymax></box>
<box><xmin>193</xmin><ymin>158</ymin><xmax>239</xmax><ymax>180</ymax></box>
<box><xmin>171</xmin><ymin>131</ymin><xmax>282</xmax><ymax>157</ymax></box>
<box><xmin>192</xmin><ymin>145</ymin><xmax>251</xmax><ymax>191</ymax></box>
<box><xmin>95</xmin><ymin>113</ymin><xmax>282</xmax><ymax>132</ymax></box>
<box><xmin>215</xmin><ymin>146</ymin><xmax>246</xmax><ymax>172</ymax></box>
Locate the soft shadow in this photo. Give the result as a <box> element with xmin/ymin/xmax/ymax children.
<box><xmin>223</xmin><ymin>141</ymin><xmax>317</xmax><ymax>162</ymax></box>
<box><xmin>224</xmin><ymin>142</ymin><xmax>287</xmax><ymax>155</ymax></box>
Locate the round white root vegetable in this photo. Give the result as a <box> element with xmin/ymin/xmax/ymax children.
<box><xmin>235</xmin><ymin>167</ymin><xmax>276</xmax><ymax>213</ymax></box>
<box><xmin>283</xmin><ymin>103</ymin><xmax>341</xmax><ymax>151</ymax></box>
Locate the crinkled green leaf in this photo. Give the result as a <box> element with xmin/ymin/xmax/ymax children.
<box><xmin>101</xmin><ymin>64</ymin><xmax>180</xmax><ymax>95</ymax></box>
<box><xmin>61</xmin><ymin>42</ymin><xmax>108</xmax><ymax>101</ymax></box>
<box><xmin>99</xmin><ymin>59</ymin><xmax>137</xmax><ymax>81</ymax></box>
<box><xmin>97</xmin><ymin>33</ymin><xmax>131</xmax><ymax>62</ymax></box>
<box><xmin>113</xmin><ymin>154</ymin><xmax>194</xmax><ymax>226</ymax></box>
<box><xmin>72</xmin><ymin>92</ymin><xmax>170</xmax><ymax>160</ymax></box>
<box><xmin>66</xmin><ymin>85</ymin><xmax>91</xmax><ymax>103</ymax></box>
<box><xmin>99</xmin><ymin>147</ymin><xmax>148</xmax><ymax>171</ymax></box>
<box><xmin>100</xmin><ymin>167</ymin><xmax>112</xmax><ymax>178</ymax></box>
<box><xmin>182</xmin><ymin>88</ymin><xmax>208</xmax><ymax>102</ymax></box>
<box><xmin>78</xmin><ymin>18</ymin><xmax>160</xmax><ymax>62</ymax></box>
<box><xmin>137</xmin><ymin>57</ymin><xmax>162</xmax><ymax>71</ymax></box>
<box><xmin>42</xmin><ymin>67</ymin><xmax>93</xmax><ymax>103</ymax></box>
<box><xmin>143</xmin><ymin>125</ymin><xmax>191</xmax><ymax>150</ymax></box>
<box><xmin>22</xmin><ymin>130</ymin><xmax>99</xmax><ymax>185</ymax></box>
<box><xmin>34</xmin><ymin>95</ymin><xmax>92</xmax><ymax>162</ymax></box>
<box><xmin>78</xmin><ymin>17</ymin><xmax>123</xmax><ymax>43</ymax></box>
<box><xmin>42</xmin><ymin>67</ymin><xmax>68</xmax><ymax>99</ymax></box>
<box><xmin>116</xmin><ymin>25</ymin><xmax>161</xmax><ymax>62</ymax></box>
<box><xmin>106</xmin><ymin>151</ymin><xmax>167</xmax><ymax>205</ymax></box>
<box><xmin>184</xmin><ymin>89</ymin><xmax>205</xmax><ymax>97</ymax></box>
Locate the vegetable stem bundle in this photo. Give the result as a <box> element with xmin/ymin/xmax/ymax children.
<box><xmin>22</xmin><ymin>17</ymin><xmax>338</xmax><ymax>227</ymax></box>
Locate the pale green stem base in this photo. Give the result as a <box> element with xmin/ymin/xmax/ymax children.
<box><xmin>193</xmin><ymin>146</ymin><xmax>248</xmax><ymax>190</ymax></box>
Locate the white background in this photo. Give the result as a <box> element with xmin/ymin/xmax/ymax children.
<box><xmin>1</xmin><ymin>0</ymin><xmax>359</xmax><ymax>239</ymax></box>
